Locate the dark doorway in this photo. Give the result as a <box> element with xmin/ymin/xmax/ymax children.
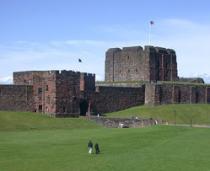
<box><xmin>79</xmin><ymin>99</ymin><xmax>88</xmax><ymax>116</ymax></box>
<box><xmin>38</xmin><ymin>105</ymin><xmax>42</xmax><ymax>112</ymax></box>
<box><xmin>178</xmin><ymin>90</ymin><xmax>181</xmax><ymax>103</ymax></box>
<box><xmin>195</xmin><ymin>91</ymin><xmax>199</xmax><ymax>103</ymax></box>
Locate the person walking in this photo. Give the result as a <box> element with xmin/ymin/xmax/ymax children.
<box><xmin>94</xmin><ymin>143</ymin><xmax>100</xmax><ymax>154</ymax></box>
<box><xmin>88</xmin><ymin>140</ymin><xmax>93</xmax><ymax>154</ymax></box>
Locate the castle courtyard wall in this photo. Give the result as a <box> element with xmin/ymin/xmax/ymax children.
<box><xmin>145</xmin><ymin>83</ymin><xmax>210</xmax><ymax>105</ymax></box>
<box><xmin>0</xmin><ymin>85</ymin><xmax>34</xmax><ymax>112</ymax></box>
<box><xmin>91</xmin><ymin>85</ymin><xmax>145</xmax><ymax>114</ymax></box>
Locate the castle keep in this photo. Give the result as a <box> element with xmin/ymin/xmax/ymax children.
<box><xmin>0</xmin><ymin>45</ymin><xmax>209</xmax><ymax>116</ymax></box>
<box><xmin>105</xmin><ymin>46</ymin><xmax>178</xmax><ymax>82</ymax></box>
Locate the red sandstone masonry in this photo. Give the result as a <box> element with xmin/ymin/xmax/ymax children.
<box><xmin>0</xmin><ymin>85</ymin><xmax>34</xmax><ymax>111</ymax></box>
<box><xmin>105</xmin><ymin>46</ymin><xmax>178</xmax><ymax>82</ymax></box>
<box><xmin>91</xmin><ymin>85</ymin><xmax>145</xmax><ymax>114</ymax></box>
<box><xmin>14</xmin><ymin>71</ymin><xmax>57</xmax><ymax>114</ymax></box>
<box><xmin>145</xmin><ymin>83</ymin><xmax>210</xmax><ymax>105</ymax></box>
<box><xmin>13</xmin><ymin>70</ymin><xmax>96</xmax><ymax>116</ymax></box>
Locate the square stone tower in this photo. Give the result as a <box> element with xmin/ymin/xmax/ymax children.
<box><xmin>105</xmin><ymin>46</ymin><xmax>178</xmax><ymax>82</ymax></box>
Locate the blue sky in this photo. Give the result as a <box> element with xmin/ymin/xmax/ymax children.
<box><xmin>1</xmin><ymin>0</ymin><xmax>210</xmax><ymax>83</ymax></box>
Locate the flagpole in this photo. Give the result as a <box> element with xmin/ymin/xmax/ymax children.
<box><xmin>149</xmin><ymin>23</ymin><xmax>151</xmax><ymax>45</ymax></box>
<box><xmin>78</xmin><ymin>58</ymin><xmax>82</xmax><ymax>72</ymax></box>
<box><xmin>148</xmin><ymin>21</ymin><xmax>154</xmax><ymax>45</ymax></box>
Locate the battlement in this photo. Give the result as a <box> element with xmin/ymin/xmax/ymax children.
<box><xmin>106</xmin><ymin>48</ymin><xmax>122</xmax><ymax>54</ymax></box>
<box><xmin>106</xmin><ymin>45</ymin><xmax>176</xmax><ymax>56</ymax></box>
<box><xmin>80</xmin><ymin>72</ymin><xmax>95</xmax><ymax>92</ymax></box>
<box><xmin>80</xmin><ymin>72</ymin><xmax>95</xmax><ymax>77</ymax></box>
<box><xmin>122</xmin><ymin>46</ymin><xmax>143</xmax><ymax>51</ymax></box>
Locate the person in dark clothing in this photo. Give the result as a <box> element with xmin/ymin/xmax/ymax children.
<box><xmin>88</xmin><ymin>140</ymin><xmax>93</xmax><ymax>154</ymax></box>
<box><xmin>95</xmin><ymin>143</ymin><xmax>100</xmax><ymax>154</ymax></box>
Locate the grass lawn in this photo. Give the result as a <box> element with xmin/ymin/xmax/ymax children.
<box><xmin>107</xmin><ymin>104</ymin><xmax>210</xmax><ymax>125</ymax></box>
<box><xmin>1</xmin><ymin>126</ymin><xmax>210</xmax><ymax>171</ymax></box>
<box><xmin>1</xmin><ymin>109</ymin><xmax>210</xmax><ymax>171</ymax></box>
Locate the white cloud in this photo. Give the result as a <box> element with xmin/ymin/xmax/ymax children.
<box><xmin>0</xmin><ymin>76</ymin><xmax>12</xmax><ymax>84</ymax></box>
<box><xmin>0</xmin><ymin>19</ymin><xmax>210</xmax><ymax>83</ymax></box>
<box><xmin>151</xmin><ymin>19</ymin><xmax>210</xmax><ymax>78</ymax></box>
<box><xmin>0</xmin><ymin>39</ymin><xmax>146</xmax><ymax>82</ymax></box>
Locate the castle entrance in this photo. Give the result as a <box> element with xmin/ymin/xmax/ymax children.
<box><xmin>79</xmin><ymin>99</ymin><xmax>88</xmax><ymax>116</ymax></box>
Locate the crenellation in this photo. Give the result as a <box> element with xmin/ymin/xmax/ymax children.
<box><xmin>122</xmin><ymin>46</ymin><xmax>143</xmax><ymax>51</ymax></box>
<box><xmin>144</xmin><ymin>46</ymin><xmax>156</xmax><ymax>53</ymax></box>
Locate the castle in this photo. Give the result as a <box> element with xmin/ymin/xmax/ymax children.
<box><xmin>0</xmin><ymin>45</ymin><xmax>210</xmax><ymax>117</ymax></box>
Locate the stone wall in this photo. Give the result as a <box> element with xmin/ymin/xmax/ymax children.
<box><xmin>14</xmin><ymin>71</ymin><xmax>57</xmax><ymax>114</ymax></box>
<box><xmin>91</xmin><ymin>117</ymin><xmax>163</xmax><ymax>128</ymax></box>
<box><xmin>105</xmin><ymin>46</ymin><xmax>149</xmax><ymax>82</ymax></box>
<box><xmin>55</xmin><ymin>70</ymin><xmax>81</xmax><ymax>116</ymax></box>
<box><xmin>145</xmin><ymin>83</ymin><xmax>210</xmax><ymax>105</ymax></box>
<box><xmin>144</xmin><ymin>83</ymin><xmax>156</xmax><ymax>105</ymax></box>
<box><xmin>13</xmin><ymin>70</ymin><xmax>97</xmax><ymax>116</ymax></box>
<box><xmin>80</xmin><ymin>73</ymin><xmax>95</xmax><ymax>92</ymax></box>
<box><xmin>0</xmin><ymin>85</ymin><xmax>34</xmax><ymax>111</ymax></box>
<box><xmin>148</xmin><ymin>47</ymin><xmax>178</xmax><ymax>81</ymax></box>
<box><xmin>105</xmin><ymin>45</ymin><xmax>178</xmax><ymax>82</ymax></box>
<box><xmin>91</xmin><ymin>85</ymin><xmax>145</xmax><ymax>114</ymax></box>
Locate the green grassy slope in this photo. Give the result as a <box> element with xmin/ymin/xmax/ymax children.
<box><xmin>107</xmin><ymin>104</ymin><xmax>210</xmax><ymax>125</ymax></box>
<box><xmin>0</xmin><ymin>111</ymin><xmax>100</xmax><ymax>131</ymax></box>
<box><xmin>1</xmin><ymin>126</ymin><xmax>210</xmax><ymax>171</ymax></box>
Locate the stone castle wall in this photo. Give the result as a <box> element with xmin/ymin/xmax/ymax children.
<box><xmin>80</xmin><ymin>73</ymin><xmax>95</xmax><ymax>92</ymax></box>
<box><xmin>105</xmin><ymin>46</ymin><xmax>178</xmax><ymax>82</ymax></box>
<box><xmin>148</xmin><ymin>47</ymin><xmax>178</xmax><ymax>81</ymax></box>
<box><xmin>91</xmin><ymin>85</ymin><xmax>145</xmax><ymax>114</ymax></box>
<box><xmin>14</xmin><ymin>71</ymin><xmax>57</xmax><ymax>114</ymax></box>
<box><xmin>55</xmin><ymin>70</ymin><xmax>81</xmax><ymax>116</ymax></box>
<box><xmin>105</xmin><ymin>46</ymin><xmax>150</xmax><ymax>82</ymax></box>
<box><xmin>13</xmin><ymin>70</ymin><xmax>96</xmax><ymax>116</ymax></box>
<box><xmin>145</xmin><ymin>83</ymin><xmax>210</xmax><ymax>105</ymax></box>
<box><xmin>0</xmin><ymin>85</ymin><xmax>34</xmax><ymax>111</ymax></box>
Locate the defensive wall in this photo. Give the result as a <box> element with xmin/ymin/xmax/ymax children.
<box><xmin>1</xmin><ymin>70</ymin><xmax>146</xmax><ymax>116</ymax></box>
<box><xmin>145</xmin><ymin>82</ymin><xmax>210</xmax><ymax>105</ymax></box>
<box><xmin>91</xmin><ymin>85</ymin><xmax>145</xmax><ymax>114</ymax></box>
<box><xmin>0</xmin><ymin>85</ymin><xmax>34</xmax><ymax>111</ymax></box>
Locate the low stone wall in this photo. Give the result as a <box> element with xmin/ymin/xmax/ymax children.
<box><xmin>91</xmin><ymin>117</ymin><xmax>163</xmax><ymax>128</ymax></box>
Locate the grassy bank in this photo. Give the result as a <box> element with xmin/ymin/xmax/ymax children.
<box><xmin>107</xmin><ymin>104</ymin><xmax>210</xmax><ymax>125</ymax></box>
<box><xmin>0</xmin><ymin>111</ymin><xmax>100</xmax><ymax>131</ymax></box>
